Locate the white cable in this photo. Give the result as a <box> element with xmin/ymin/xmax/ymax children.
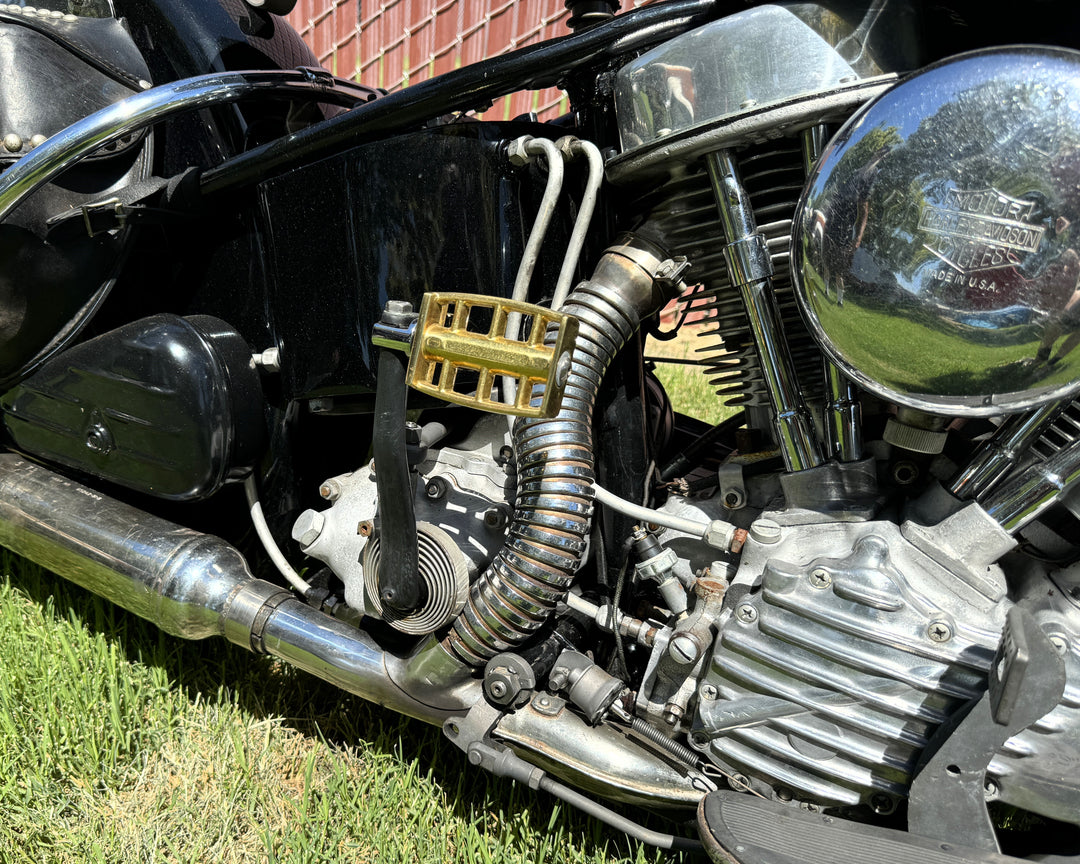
<box><xmin>591</xmin><ymin>482</ymin><xmax>737</xmax><ymax>551</ymax></box>
<box><xmin>552</xmin><ymin>137</ymin><xmax>604</xmax><ymax>312</ymax></box>
<box><xmin>244</xmin><ymin>474</ymin><xmax>312</xmax><ymax>595</ymax></box>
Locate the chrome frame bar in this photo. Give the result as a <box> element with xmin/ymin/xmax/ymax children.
<box><xmin>0</xmin><ymin>69</ymin><xmax>373</xmax><ymax>224</ymax></box>
<box><xmin>705</xmin><ymin>149</ymin><xmax>822</xmax><ymax>472</ymax></box>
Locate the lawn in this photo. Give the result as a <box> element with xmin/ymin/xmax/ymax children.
<box><xmin>0</xmin><ymin>329</ymin><xmax>729</xmax><ymax>862</ymax></box>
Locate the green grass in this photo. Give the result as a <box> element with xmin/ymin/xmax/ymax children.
<box><xmin>0</xmin><ymin>553</ymin><xmax>688</xmax><ymax>863</ymax></box>
<box><xmin>648</xmin><ymin>331</ymin><xmax>742</xmax><ymax>427</ymax></box>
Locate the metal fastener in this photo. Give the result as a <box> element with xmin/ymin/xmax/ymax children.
<box><xmin>749</xmin><ymin>519</ymin><xmax>781</xmax><ymax>545</ymax></box>
<box><xmin>425</xmin><ymin>476</ymin><xmax>448</xmax><ymax>500</ymax></box>
<box><xmin>483</xmin><ymin>507</ymin><xmax>507</xmax><ymax>530</ymax></box>
<box><xmin>488</xmin><ymin>680</ymin><xmax>507</xmax><ymax>698</ymax></box>
<box><xmin>357</xmin><ymin>520</ymin><xmax>373</xmax><ymax>537</ymax></box>
<box><xmin>292</xmin><ymin>510</ymin><xmax>325</xmax><ymax>548</ymax></box>
<box><xmin>1048</xmin><ymin>634</ymin><xmax>1068</xmax><ymax>655</ymax></box>
<box><xmin>30</xmin><ymin>134</ymin><xmax>47</xmax><ymax>148</ymax></box>
<box><xmin>319</xmin><ymin>480</ymin><xmax>341</xmax><ymax>501</ymax></box>
<box><xmin>668</xmin><ymin>633</ymin><xmax>700</xmax><ymax>665</ymax></box>
<box><xmin>3</xmin><ymin>133</ymin><xmax>22</xmax><ymax>153</ymax></box>
<box><xmin>809</xmin><ymin>568</ymin><xmax>832</xmax><ymax>589</ymax></box>
<box><xmin>700</xmin><ymin>684</ymin><xmax>718</xmax><ymax>701</ymax></box>
<box><xmin>927</xmin><ymin>621</ymin><xmax>953</xmax><ymax>643</ymax></box>
<box><xmin>870</xmin><ymin>793</ymin><xmax>896</xmax><ymax>814</ymax></box>
<box><xmin>730</xmin><ymin>773</ymin><xmax>750</xmax><ymax>791</ymax></box>
<box><xmin>736</xmin><ymin>604</ymin><xmax>757</xmax><ymax>624</ymax></box>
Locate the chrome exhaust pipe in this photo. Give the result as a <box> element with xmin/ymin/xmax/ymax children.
<box><xmin>0</xmin><ymin>454</ymin><xmax>705</xmax><ymax>808</ymax></box>
<box><xmin>0</xmin><ymin>454</ymin><xmax>470</xmax><ymax>725</ymax></box>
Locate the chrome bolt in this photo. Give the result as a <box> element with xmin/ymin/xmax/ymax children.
<box><xmin>809</xmin><ymin>568</ymin><xmax>832</xmax><ymax>589</ymax></box>
<box><xmin>700</xmin><ymin>684</ymin><xmax>718</xmax><ymax>701</ymax></box>
<box><xmin>736</xmin><ymin>604</ymin><xmax>757</xmax><ymax>624</ymax></box>
<box><xmin>1048</xmin><ymin>634</ymin><xmax>1068</xmax><ymax>654</ymax></box>
<box><xmin>984</xmin><ymin>779</ymin><xmax>1000</xmax><ymax>799</ymax></box>
<box><xmin>927</xmin><ymin>621</ymin><xmax>953</xmax><ymax>643</ymax></box>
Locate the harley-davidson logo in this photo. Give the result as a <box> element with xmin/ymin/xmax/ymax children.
<box><xmin>919</xmin><ymin>187</ymin><xmax>1045</xmax><ymax>276</ymax></box>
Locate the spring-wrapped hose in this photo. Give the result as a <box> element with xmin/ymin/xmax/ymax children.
<box><xmin>443</xmin><ymin>235</ymin><xmax>678</xmax><ymax>665</ymax></box>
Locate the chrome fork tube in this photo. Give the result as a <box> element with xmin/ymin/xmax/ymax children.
<box><xmin>803</xmin><ymin>127</ymin><xmax>862</xmax><ymax>462</ymax></box>
<box><xmin>705</xmin><ymin>149</ymin><xmax>822</xmax><ymax>471</ymax></box>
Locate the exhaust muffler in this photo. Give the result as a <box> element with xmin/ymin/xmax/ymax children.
<box><xmin>0</xmin><ymin>454</ymin><xmax>467</xmax><ymax>725</ymax></box>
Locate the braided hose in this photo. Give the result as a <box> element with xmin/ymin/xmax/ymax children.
<box><xmin>443</xmin><ymin>235</ymin><xmax>678</xmax><ymax>665</ymax></box>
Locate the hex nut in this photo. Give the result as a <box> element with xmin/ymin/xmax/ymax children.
<box><xmin>291</xmin><ymin>509</ymin><xmax>326</xmax><ymax>548</ymax></box>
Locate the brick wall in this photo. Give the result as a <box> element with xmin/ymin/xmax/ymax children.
<box><xmin>287</xmin><ymin>1</ymin><xmax>647</xmax><ymax>121</ymax></box>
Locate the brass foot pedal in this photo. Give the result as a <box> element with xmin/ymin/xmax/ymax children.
<box><xmin>391</xmin><ymin>293</ymin><xmax>578</xmax><ymax>418</ymax></box>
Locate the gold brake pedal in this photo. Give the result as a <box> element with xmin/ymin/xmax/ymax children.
<box><xmin>404</xmin><ymin>293</ymin><xmax>578</xmax><ymax>418</ymax></box>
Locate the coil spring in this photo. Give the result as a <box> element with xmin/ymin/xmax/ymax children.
<box><xmin>443</xmin><ymin>263</ymin><xmax>649</xmax><ymax>665</ymax></box>
<box><xmin>639</xmin><ymin>142</ymin><xmax>824</xmax><ymax>407</ymax></box>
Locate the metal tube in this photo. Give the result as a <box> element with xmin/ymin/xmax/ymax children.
<box><xmin>950</xmin><ymin>399</ymin><xmax>1069</xmax><ymax>500</ymax></box>
<box><xmin>0</xmin><ymin>70</ymin><xmax>372</xmax><ymax>224</ymax></box>
<box><xmin>705</xmin><ymin>150</ymin><xmax>822</xmax><ymax>472</ymax></box>
<box><xmin>981</xmin><ymin>440</ymin><xmax>1080</xmax><ymax>534</ymax></box>
<box><xmin>0</xmin><ymin>454</ymin><xmax>458</xmax><ymax>725</ymax></box>
<box><xmin>552</xmin><ymin>138</ymin><xmax>605</xmax><ymax>311</ymax></box>
<box><xmin>803</xmin><ymin>127</ymin><xmax>862</xmax><ymax>462</ymax></box>
<box><xmin>537</xmin><ymin>777</ymin><xmax>704</xmax><ymax>851</ymax></box>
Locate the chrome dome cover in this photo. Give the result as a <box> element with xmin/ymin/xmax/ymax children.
<box><xmin>793</xmin><ymin>46</ymin><xmax>1080</xmax><ymax>416</ymax></box>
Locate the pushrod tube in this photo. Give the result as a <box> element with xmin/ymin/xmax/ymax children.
<box><xmin>981</xmin><ymin>440</ymin><xmax>1080</xmax><ymax>534</ymax></box>
<box><xmin>0</xmin><ymin>70</ymin><xmax>373</xmax><ymax>224</ymax></box>
<box><xmin>705</xmin><ymin>149</ymin><xmax>822</xmax><ymax>472</ymax></box>
<box><xmin>950</xmin><ymin>399</ymin><xmax>1069</xmax><ymax>500</ymax></box>
<box><xmin>803</xmin><ymin>126</ymin><xmax>862</xmax><ymax>462</ymax></box>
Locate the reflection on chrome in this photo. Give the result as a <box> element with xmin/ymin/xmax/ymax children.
<box><xmin>793</xmin><ymin>46</ymin><xmax>1080</xmax><ymax>416</ymax></box>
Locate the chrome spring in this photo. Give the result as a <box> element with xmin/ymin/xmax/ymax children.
<box><xmin>443</xmin><ymin>240</ymin><xmax>666</xmax><ymax>666</ymax></box>
<box><xmin>641</xmin><ymin>142</ymin><xmax>824</xmax><ymax>408</ymax></box>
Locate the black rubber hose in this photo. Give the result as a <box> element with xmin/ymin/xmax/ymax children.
<box><xmin>372</xmin><ymin>348</ymin><xmax>422</xmax><ymax>614</ymax></box>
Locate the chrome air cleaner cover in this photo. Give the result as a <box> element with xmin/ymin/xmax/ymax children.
<box><xmin>793</xmin><ymin>47</ymin><xmax>1080</xmax><ymax>416</ymax></box>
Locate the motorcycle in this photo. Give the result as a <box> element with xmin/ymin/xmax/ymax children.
<box><xmin>1</xmin><ymin>0</ymin><xmax>1080</xmax><ymax>858</ymax></box>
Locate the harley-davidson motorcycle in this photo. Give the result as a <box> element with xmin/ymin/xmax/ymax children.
<box><xmin>2</xmin><ymin>0</ymin><xmax>1080</xmax><ymax>858</ymax></box>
